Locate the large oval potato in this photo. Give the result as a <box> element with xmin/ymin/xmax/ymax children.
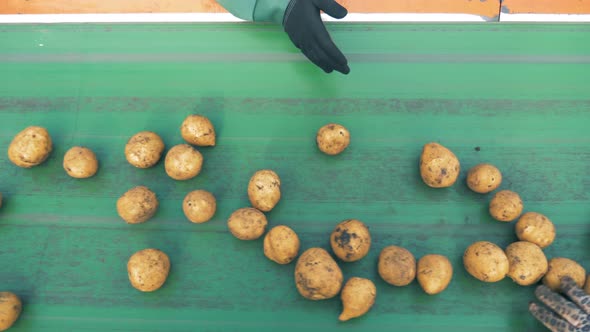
<box><xmin>515</xmin><ymin>212</ymin><xmax>556</xmax><ymax>249</ymax></box>
<box><xmin>0</xmin><ymin>292</ymin><xmax>22</xmax><ymax>331</ymax></box>
<box><xmin>419</xmin><ymin>142</ymin><xmax>460</xmax><ymax>188</ymax></box>
<box><xmin>417</xmin><ymin>254</ymin><xmax>453</xmax><ymax>295</ymax></box>
<box><xmin>125</xmin><ymin>131</ymin><xmax>165</xmax><ymax>168</ymax></box>
<box><xmin>378</xmin><ymin>245</ymin><xmax>416</xmax><ymax>286</ymax></box>
<box><xmin>339</xmin><ymin>277</ymin><xmax>376</xmax><ymax>322</ymax></box>
<box><xmin>543</xmin><ymin>257</ymin><xmax>586</xmax><ymax>291</ymax></box>
<box><xmin>330</xmin><ymin>219</ymin><xmax>371</xmax><ymax>262</ymax></box>
<box><xmin>127</xmin><ymin>248</ymin><xmax>171</xmax><ymax>292</ymax></box>
<box><xmin>264</xmin><ymin>225</ymin><xmax>300</xmax><ymax>264</ymax></box>
<box><xmin>316</xmin><ymin>123</ymin><xmax>351</xmax><ymax>155</ymax></box>
<box><xmin>164</xmin><ymin>144</ymin><xmax>203</xmax><ymax>180</ymax></box>
<box><xmin>505</xmin><ymin>241</ymin><xmax>548</xmax><ymax>286</ymax></box>
<box><xmin>463</xmin><ymin>241</ymin><xmax>509</xmax><ymax>282</ymax></box>
<box><xmin>63</xmin><ymin>146</ymin><xmax>99</xmax><ymax>179</ymax></box>
<box><xmin>116</xmin><ymin>186</ymin><xmax>159</xmax><ymax>224</ymax></box>
<box><xmin>248</xmin><ymin>169</ymin><xmax>281</xmax><ymax>212</ymax></box>
<box><xmin>295</xmin><ymin>248</ymin><xmax>343</xmax><ymax>300</ymax></box>
<box><xmin>227</xmin><ymin>208</ymin><xmax>268</xmax><ymax>240</ymax></box>
<box><xmin>181</xmin><ymin>114</ymin><xmax>216</xmax><ymax>147</ymax></box>
<box><xmin>489</xmin><ymin>190</ymin><xmax>523</xmax><ymax>222</ymax></box>
<box><xmin>466</xmin><ymin>163</ymin><xmax>502</xmax><ymax>194</ymax></box>
<box><xmin>8</xmin><ymin>126</ymin><xmax>53</xmax><ymax>168</ymax></box>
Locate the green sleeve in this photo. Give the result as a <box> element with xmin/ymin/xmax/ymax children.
<box><xmin>215</xmin><ymin>0</ymin><xmax>290</xmax><ymax>24</ymax></box>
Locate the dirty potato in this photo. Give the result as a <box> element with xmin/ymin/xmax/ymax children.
<box><xmin>8</xmin><ymin>126</ymin><xmax>53</xmax><ymax>168</ymax></box>
<box><xmin>543</xmin><ymin>257</ymin><xmax>586</xmax><ymax>291</ymax></box>
<box><xmin>164</xmin><ymin>144</ymin><xmax>203</xmax><ymax>180</ymax></box>
<box><xmin>125</xmin><ymin>131</ymin><xmax>165</xmax><ymax>168</ymax></box>
<box><xmin>419</xmin><ymin>142</ymin><xmax>460</xmax><ymax>188</ymax></box>
<box><xmin>378</xmin><ymin>245</ymin><xmax>416</xmax><ymax>286</ymax></box>
<box><xmin>466</xmin><ymin>163</ymin><xmax>502</xmax><ymax>194</ymax></box>
<box><xmin>227</xmin><ymin>207</ymin><xmax>268</xmax><ymax>240</ymax></box>
<box><xmin>463</xmin><ymin>241</ymin><xmax>509</xmax><ymax>282</ymax></box>
<box><xmin>489</xmin><ymin>190</ymin><xmax>523</xmax><ymax>222</ymax></box>
<box><xmin>247</xmin><ymin>169</ymin><xmax>281</xmax><ymax>212</ymax></box>
<box><xmin>295</xmin><ymin>248</ymin><xmax>343</xmax><ymax>300</ymax></box>
<box><xmin>316</xmin><ymin>123</ymin><xmax>350</xmax><ymax>155</ymax></box>
<box><xmin>181</xmin><ymin>114</ymin><xmax>216</xmax><ymax>147</ymax></box>
<box><xmin>505</xmin><ymin>241</ymin><xmax>548</xmax><ymax>286</ymax></box>
<box><xmin>330</xmin><ymin>219</ymin><xmax>371</xmax><ymax>262</ymax></box>
<box><xmin>127</xmin><ymin>248</ymin><xmax>171</xmax><ymax>292</ymax></box>
<box><xmin>63</xmin><ymin>146</ymin><xmax>99</xmax><ymax>178</ymax></box>
<box><xmin>264</xmin><ymin>225</ymin><xmax>300</xmax><ymax>264</ymax></box>
<box><xmin>0</xmin><ymin>292</ymin><xmax>22</xmax><ymax>331</ymax></box>
<box><xmin>182</xmin><ymin>190</ymin><xmax>216</xmax><ymax>224</ymax></box>
<box><xmin>116</xmin><ymin>186</ymin><xmax>159</xmax><ymax>224</ymax></box>
<box><xmin>339</xmin><ymin>277</ymin><xmax>376</xmax><ymax>322</ymax></box>
<box><xmin>515</xmin><ymin>212</ymin><xmax>556</xmax><ymax>249</ymax></box>
<box><xmin>417</xmin><ymin>254</ymin><xmax>453</xmax><ymax>295</ymax></box>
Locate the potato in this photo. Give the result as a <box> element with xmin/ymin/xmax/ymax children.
<box><xmin>316</xmin><ymin>123</ymin><xmax>350</xmax><ymax>155</ymax></box>
<box><xmin>182</xmin><ymin>190</ymin><xmax>216</xmax><ymax>224</ymax></box>
<box><xmin>585</xmin><ymin>275</ymin><xmax>590</xmax><ymax>294</ymax></box>
<box><xmin>489</xmin><ymin>190</ymin><xmax>523</xmax><ymax>222</ymax></box>
<box><xmin>164</xmin><ymin>144</ymin><xmax>203</xmax><ymax>180</ymax></box>
<box><xmin>0</xmin><ymin>292</ymin><xmax>22</xmax><ymax>331</ymax></box>
<box><xmin>181</xmin><ymin>114</ymin><xmax>216</xmax><ymax>147</ymax></box>
<box><xmin>8</xmin><ymin>126</ymin><xmax>52</xmax><ymax>168</ymax></box>
<box><xmin>227</xmin><ymin>208</ymin><xmax>268</xmax><ymax>240</ymax></box>
<box><xmin>466</xmin><ymin>163</ymin><xmax>502</xmax><ymax>194</ymax></box>
<box><xmin>264</xmin><ymin>225</ymin><xmax>300</xmax><ymax>264</ymax></box>
<box><xmin>515</xmin><ymin>212</ymin><xmax>556</xmax><ymax>249</ymax></box>
<box><xmin>505</xmin><ymin>241</ymin><xmax>548</xmax><ymax>286</ymax></box>
<box><xmin>463</xmin><ymin>241</ymin><xmax>509</xmax><ymax>282</ymax></box>
<box><xmin>339</xmin><ymin>277</ymin><xmax>376</xmax><ymax>322</ymax></box>
<box><xmin>330</xmin><ymin>219</ymin><xmax>371</xmax><ymax>262</ymax></box>
<box><xmin>127</xmin><ymin>248</ymin><xmax>170</xmax><ymax>292</ymax></box>
<box><xmin>116</xmin><ymin>186</ymin><xmax>159</xmax><ymax>224</ymax></box>
<box><xmin>378</xmin><ymin>245</ymin><xmax>416</xmax><ymax>286</ymax></box>
<box><xmin>417</xmin><ymin>254</ymin><xmax>453</xmax><ymax>295</ymax></box>
<box><xmin>419</xmin><ymin>142</ymin><xmax>460</xmax><ymax>188</ymax></box>
<box><xmin>63</xmin><ymin>146</ymin><xmax>98</xmax><ymax>179</ymax></box>
<box><xmin>125</xmin><ymin>131</ymin><xmax>165</xmax><ymax>169</ymax></box>
<box><xmin>247</xmin><ymin>169</ymin><xmax>281</xmax><ymax>212</ymax></box>
<box><xmin>543</xmin><ymin>257</ymin><xmax>586</xmax><ymax>291</ymax></box>
<box><xmin>294</xmin><ymin>248</ymin><xmax>343</xmax><ymax>300</ymax></box>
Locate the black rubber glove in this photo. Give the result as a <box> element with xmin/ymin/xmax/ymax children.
<box><xmin>283</xmin><ymin>0</ymin><xmax>350</xmax><ymax>74</ymax></box>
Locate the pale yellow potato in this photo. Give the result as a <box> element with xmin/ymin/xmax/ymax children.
<box><xmin>63</xmin><ymin>146</ymin><xmax>99</xmax><ymax>179</ymax></box>
<box><xmin>419</xmin><ymin>142</ymin><xmax>460</xmax><ymax>188</ymax></box>
<box><xmin>0</xmin><ymin>292</ymin><xmax>22</xmax><ymax>331</ymax></box>
<box><xmin>164</xmin><ymin>144</ymin><xmax>203</xmax><ymax>180</ymax></box>
<box><xmin>378</xmin><ymin>245</ymin><xmax>416</xmax><ymax>286</ymax></box>
<box><xmin>515</xmin><ymin>212</ymin><xmax>556</xmax><ymax>249</ymax></box>
<box><xmin>263</xmin><ymin>225</ymin><xmax>300</xmax><ymax>264</ymax></box>
<box><xmin>182</xmin><ymin>190</ymin><xmax>216</xmax><ymax>224</ymax></box>
<box><xmin>116</xmin><ymin>186</ymin><xmax>159</xmax><ymax>224</ymax></box>
<box><xmin>417</xmin><ymin>254</ymin><xmax>453</xmax><ymax>295</ymax></box>
<box><xmin>505</xmin><ymin>241</ymin><xmax>548</xmax><ymax>286</ymax></box>
<box><xmin>330</xmin><ymin>219</ymin><xmax>371</xmax><ymax>262</ymax></box>
<box><xmin>181</xmin><ymin>114</ymin><xmax>216</xmax><ymax>147</ymax></box>
<box><xmin>316</xmin><ymin>123</ymin><xmax>350</xmax><ymax>155</ymax></box>
<box><xmin>466</xmin><ymin>163</ymin><xmax>502</xmax><ymax>194</ymax></box>
<box><xmin>294</xmin><ymin>248</ymin><xmax>343</xmax><ymax>300</ymax></box>
<box><xmin>489</xmin><ymin>190</ymin><xmax>523</xmax><ymax>222</ymax></box>
<box><xmin>227</xmin><ymin>208</ymin><xmax>268</xmax><ymax>240</ymax></box>
<box><xmin>543</xmin><ymin>257</ymin><xmax>586</xmax><ymax>291</ymax></box>
<box><xmin>247</xmin><ymin>169</ymin><xmax>281</xmax><ymax>212</ymax></box>
<box><xmin>339</xmin><ymin>277</ymin><xmax>376</xmax><ymax>322</ymax></box>
<box><xmin>463</xmin><ymin>241</ymin><xmax>509</xmax><ymax>282</ymax></box>
<box><xmin>127</xmin><ymin>248</ymin><xmax>170</xmax><ymax>292</ymax></box>
<box><xmin>8</xmin><ymin>126</ymin><xmax>53</xmax><ymax>168</ymax></box>
<box><xmin>125</xmin><ymin>131</ymin><xmax>165</xmax><ymax>168</ymax></box>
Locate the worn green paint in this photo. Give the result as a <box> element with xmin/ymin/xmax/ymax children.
<box><xmin>0</xmin><ymin>23</ymin><xmax>589</xmax><ymax>331</ymax></box>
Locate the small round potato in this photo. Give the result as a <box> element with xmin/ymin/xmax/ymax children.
<box><xmin>489</xmin><ymin>190</ymin><xmax>523</xmax><ymax>222</ymax></box>
<box><xmin>247</xmin><ymin>169</ymin><xmax>281</xmax><ymax>212</ymax></box>
<box><xmin>417</xmin><ymin>254</ymin><xmax>453</xmax><ymax>295</ymax></box>
<box><xmin>8</xmin><ymin>126</ymin><xmax>53</xmax><ymax>168</ymax></box>
<box><xmin>63</xmin><ymin>146</ymin><xmax>98</xmax><ymax>178</ymax></box>
<box><xmin>378</xmin><ymin>245</ymin><xmax>416</xmax><ymax>286</ymax></box>
<box><xmin>505</xmin><ymin>241</ymin><xmax>548</xmax><ymax>286</ymax></box>
<box><xmin>316</xmin><ymin>123</ymin><xmax>350</xmax><ymax>155</ymax></box>
<box><xmin>127</xmin><ymin>248</ymin><xmax>170</xmax><ymax>292</ymax></box>
<box><xmin>263</xmin><ymin>225</ymin><xmax>300</xmax><ymax>264</ymax></box>
<box><xmin>463</xmin><ymin>241</ymin><xmax>509</xmax><ymax>282</ymax></box>
<box><xmin>330</xmin><ymin>219</ymin><xmax>371</xmax><ymax>262</ymax></box>
<box><xmin>181</xmin><ymin>114</ymin><xmax>216</xmax><ymax>147</ymax></box>
<box><xmin>227</xmin><ymin>208</ymin><xmax>268</xmax><ymax>240</ymax></box>
<box><xmin>419</xmin><ymin>142</ymin><xmax>460</xmax><ymax>188</ymax></box>
<box><xmin>515</xmin><ymin>212</ymin><xmax>556</xmax><ymax>249</ymax></box>
<box><xmin>164</xmin><ymin>144</ymin><xmax>203</xmax><ymax>180</ymax></box>
<box><xmin>295</xmin><ymin>248</ymin><xmax>343</xmax><ymax>300</ymax></box>
<box><xmin>125</xmin><ymin>131</ymin><xmax>165</xmax><ymax>168</ymax></box>
<box><xmin>182</xmin><ymin>190</ymin><xmax>216</xmax><ymax>224</ymax></box>
<box><xmin>0</xmin><ymin>292</ymin><xmax>22</xmax><ymax>331</ymax></box>
<box><xmin>339</xmin><ymin>277</ymin><xmax>376</xmax><ymax>322</ymax></box>
<box><xmin>466</xmin><ymin>163</ymin><xmax>502</xmax><ymax>194</ymax></box>
<box><xmin>543</xmin><ymin>257</ymin><xmax>586</xmax><ymax>291</ymax></box>
<box><xmin>117</xmin><ymin>186</ymin><xmax>159</xmax><ymax>224</ymax></box>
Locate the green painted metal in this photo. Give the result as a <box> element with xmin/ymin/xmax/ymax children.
<box><xmin>0</xmin><ymin>23</ymin><xmax>589</xmax><ymax>331</ymax></box>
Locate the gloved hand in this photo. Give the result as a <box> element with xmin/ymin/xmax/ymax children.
<box><xmin>529</xmin><ymin>276</ymin><xmax>590</xmax><ymax>331</ymax></box>
<box><xmin>283</xmin><ymin>0</ymin><xmax>350</xmax><ymax>74</ymax></box>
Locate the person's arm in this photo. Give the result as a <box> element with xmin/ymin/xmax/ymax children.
<box><xmin>215</xmin><ymin>0</ymin><xmax>289</xmax><ymax>24</ymax></box>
